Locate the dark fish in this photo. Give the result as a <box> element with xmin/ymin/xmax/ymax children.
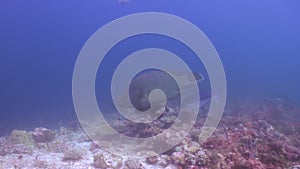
<box><xmin>128</xmin><ymin>69</ymin><xmax>205</xmax><ymax>111</ymax></box>
<box><xmin>118</xmin><ymin>0</ymin><xmax>130</xmax><ymax>4</ymax></box>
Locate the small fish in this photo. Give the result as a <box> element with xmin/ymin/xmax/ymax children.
<box><xmin>118</xmin><ymin>0</ymin><xmax>130</xmax><ymax>4</ymax></box>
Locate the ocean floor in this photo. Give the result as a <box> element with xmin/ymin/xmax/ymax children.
<box><xmin>0</xmin><ymin>98</ymin><xmax>299</xmax><ymax>169</ymax></box>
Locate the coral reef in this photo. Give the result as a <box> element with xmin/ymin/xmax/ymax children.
<box><xmin>291</xmin><ymin>165</ymin><xmax>300</xmax><ymax>169</ymax></box>
<box><xmin>93</xmin><ymin>153</ymin><xmax>108</xmax><ymax>168</ymax></box>
<box><xmin>0</xmin><ymin>144</ymin><xmax>33</xmax><ymax>156</ymax></box>
<box><xmin>146</xmin><ymin>156</ymin><xmax>159</xmax><ymax>165</ymax></box>
<box><xmin>7</xmin><ymin>130</ymin><xmax>35</xmax><ymax>147</ymax></box>
<box><xmin>62</xmin><ymin>148</ymin><xmax>85</xmax><ymax>162</ymax></box>
<box><xmin>32</xmin><ymin>127</ymin><xmax>55</xmax><ymax>143</ymax></box>
<box><xmin>37</xmin><ymin>141</ymin><xmax>70</xmax><ymax>153</ymax></box>
<box><xmin>33</xmin><ymin>159</ymin><xmax>49</xmax><ymax>169</ymax></box>
<box><xmin>0</xmin><ymin>97</ymin><xmax>299</xmax><ymax>168</ymax></box>
<box><xmin>93</xmin><ymin>153</ymin><xmax>123</xmax><ymax>168</ymax></box>
<box><xmin>124</xmin><ymin>158</ymin><xmax>144</xmax><ymax>169</ymax></box>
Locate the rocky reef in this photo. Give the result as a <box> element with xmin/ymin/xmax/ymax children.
<box><xmin>0</xmin><ymin>97</ymin><xmax>299</xmax><ymax>168</ymax></box>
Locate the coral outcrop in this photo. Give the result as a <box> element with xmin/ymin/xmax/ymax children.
<box><xmin>32</xmin><ymin>127</ymin><xmax>55</xmax><ymax>143</ymax></box>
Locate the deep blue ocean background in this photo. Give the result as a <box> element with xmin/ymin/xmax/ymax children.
<box><xmin>1</xmin><ymin>1</ymin><xmax>299</xmax><ymax>136</ymax></box>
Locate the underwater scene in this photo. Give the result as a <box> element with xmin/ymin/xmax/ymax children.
<box><xmin>1</xmin><ymin>1</ymin><xmax>300</xmax><ymax>169</ymax></box>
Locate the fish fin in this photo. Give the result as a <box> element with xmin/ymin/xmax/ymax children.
<box><xmin>192</xmin><ymin>72</ymin><xmax>204</xmax><ymax>82</ymax></box>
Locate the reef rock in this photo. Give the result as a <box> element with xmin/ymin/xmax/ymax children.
<box><xmin>32</xmin><ymin>127</ymin><xmax>55</xmax><ymax>143</ymax></box>
<box><xmin>291</xmin><ymin>165</ymin><xmax>300</xmax><ymax>169</ymax></box>
<box><xmin>7</xmin><ymin>130</ymin><xmax>35</xmax><ymax>147</ymax></box>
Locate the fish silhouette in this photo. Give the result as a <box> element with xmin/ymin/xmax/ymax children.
<box><xmin>127</xmin><ymin>69</ymin><xmax>205</xmax><ymax>111</ymax></box>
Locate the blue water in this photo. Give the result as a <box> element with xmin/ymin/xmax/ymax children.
<box><xmin>1</xmin><ymin>1</ymin><xmax>299</xmax><ymax>135</ymax></box>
